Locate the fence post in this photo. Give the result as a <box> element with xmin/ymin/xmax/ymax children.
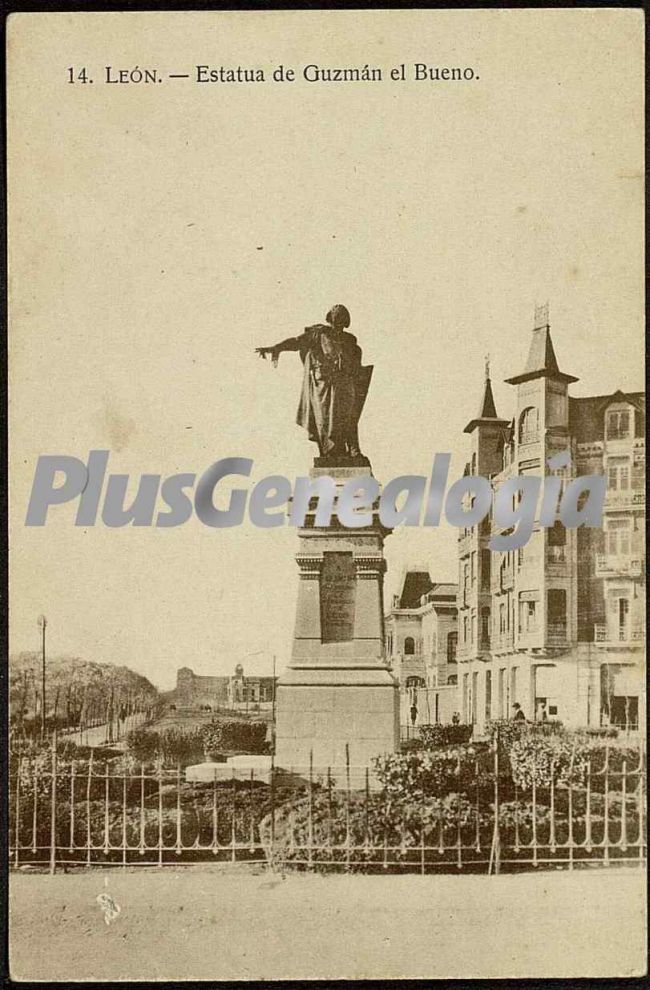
<box><xmin>489</xmin><ymin>726</ymin><xmax>500</xmax><ymax>875</ymax></box>
<box><xmin>49</xmin><ymin>729</ymin><xmax>58</xmax><ymax>875</ymax></box>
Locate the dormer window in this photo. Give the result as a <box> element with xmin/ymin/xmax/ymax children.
<box><xmin>518</xmin><ymin>406</ymin><xmax>539</xmax><ymax>445</ymax></box>
<box><xmin>606</xmin><ymin>404</ymin><xmax>632</xmax><ymax>440</ymax></box>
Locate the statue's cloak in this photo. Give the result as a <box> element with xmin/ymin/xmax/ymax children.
<box><xmin>295</xmin><ymin>324</ymin><xmax>373</xmax><ymax>449</ymax></box>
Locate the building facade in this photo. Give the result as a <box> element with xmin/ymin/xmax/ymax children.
<box><xmin>174</xmin><ymin>665</ymin><xmax>276</xmax><ymax>708</ymax></box>
<box><xmin>385</xmin><ymin>571</ymin><xmax>459</xmax><ymax>725</ymax></box>
<box><xmin>456</xmin><ymin>306</ymin><xmax>645</xmax><ymax>732</ymax></box>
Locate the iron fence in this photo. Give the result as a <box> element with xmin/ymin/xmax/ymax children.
<box><xmin>9</xmin><ymin>740</ymin><xmax>646</xmax><ymax>874</ymax></box>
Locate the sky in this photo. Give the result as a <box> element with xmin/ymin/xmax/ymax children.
<box><xmin>9</xmin><ymin>10</ymin><xmax>644</xmax><ymax>689</ymax></box>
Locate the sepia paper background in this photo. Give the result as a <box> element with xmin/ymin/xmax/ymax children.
<box><xmin>9</xmin><ymin>9</ymin><xmax>644</xmax><ymax>689</ymax></box>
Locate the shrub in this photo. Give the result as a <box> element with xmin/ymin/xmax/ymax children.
<box><xmin>258</xmin><ymin>786</ymin><xmax>482</xmax><ymax>868</ymax></box>
<box><xmin>508</xmin><ymin>734</ymin><xmax>589</xmax><ymax>790</ymax></box>
<box><xmin>201</xmin><ymin>719</ymin><xmax>268</xmax><ymax>757</ymax></box>
<box><xmin>486</xmin><ymin>719</ymin><xmax>527</xmax><ymax>752</ymax></box>
<box><xmin>419</xmin><ymin>724</ymin><xmax>473</xmax><ymax>749</ymax></box>
<box><xmin>373</xmin><ymin>746</ymin><xmax>491</xmax><ymax>804</ymax></box>
<box><xmin>126</xmin><ymin>726</ymin><xmax>205</xmax><ymax>766</ymax></box>
<box><xmin>399</xmin><ymin>737</ymin><xmax>424</xmax><ymax>754</ymax></box>
<box><xmin>582</xmin><ymin>726</ymin><xmax>619</xmax><ymax>739</ymax></box>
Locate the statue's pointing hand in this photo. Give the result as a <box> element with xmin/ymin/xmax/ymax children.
<box><xmin>255</xmin><ymin>346</ymin><xmax>278</xmax><ymax>367</ymax></box>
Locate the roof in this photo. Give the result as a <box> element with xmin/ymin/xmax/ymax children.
<box><xmin>569</xmin><ymin>390</ymin><xmax>645</xmax><ymax>443</ymax></box>
<box><xmin>505</xmin><ymin>323</ymin><xmax>578</xmax><ymax>386</ymax></box>
<box><xmin>428</xmin><ymin>583</ymin><xmax>458</xmax><ymax>599</ymax></box>
<box><xmin>398</xmin><ymin>570</ymin><xmax>433</xmax><ymax>608</ymax></box>
<box><xmin>396</xmin><ymin>570</ymin><xmax>458</xmax><ymax>609</ymax></box>
<box><xmin>464</xmin><ymin>376</ymin><xmax>509</xmax><ymax>433</ymax></box>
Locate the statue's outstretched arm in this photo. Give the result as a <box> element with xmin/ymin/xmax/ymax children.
<box><xmin>255</xmin><ymin>335</ymin><xmax>302</xmax><ymax>364</ymax></box>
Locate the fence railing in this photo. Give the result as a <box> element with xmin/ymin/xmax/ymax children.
<box><xmin>9</xmin><ymin>737</ymin><xmax>646</xmax><ymax>875</ymax></box>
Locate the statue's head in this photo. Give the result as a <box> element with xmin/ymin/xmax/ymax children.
<box><xmin>326</xmin><ymin>304</ymin><xmax>350</xmax><ymax>329</ymax></box>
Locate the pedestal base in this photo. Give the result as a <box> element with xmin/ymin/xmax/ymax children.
<box><xmin>274</xmin><ymin>667</ymin><xmax>399</xmax><ymax>770</ymax></box>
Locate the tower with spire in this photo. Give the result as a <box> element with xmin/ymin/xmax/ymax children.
<box><xmin>458</xmin><ymin>359</ymin><xmax>509</xmax><ymax>683</ymax></box>
<box><xmin>504</xmin><ymin>302</ymin><xmax>579</xmax><ymax>468</ymax></box>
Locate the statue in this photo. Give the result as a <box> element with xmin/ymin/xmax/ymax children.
<box><xmin>256</xmin><ymin>304</ymin><xmax>372</xmax><ymax>465</ymax></box>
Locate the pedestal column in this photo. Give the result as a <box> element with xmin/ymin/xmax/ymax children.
<box><xmin>274</xmin><ymin>466</ymin><xmax>400</xmax><ymax>771</ymax></box>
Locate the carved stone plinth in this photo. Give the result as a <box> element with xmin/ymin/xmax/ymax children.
<box><xmin>274</xmin><ymin>465</ymin><xmax>399</xmax><ymax>771</ymax></box>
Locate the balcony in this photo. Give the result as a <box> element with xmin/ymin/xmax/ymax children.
<box><xmin>547</xmin><ymin>622</ymin><xmax>568</xmax><ymax>647</ymax></box>
<box><xmin>594</xmin><ymin>624</ymin><xmax>645</xmax><ymax>646</ymax></box>
<box><xmin>605</xmin><ymin>489</ymin><xmax>645</xmax><ymax>510</ymax></box>
<box><xmin>595</xmin><ymin>554</ymin><xmax>643</xmax><ymax>578</ymax></box>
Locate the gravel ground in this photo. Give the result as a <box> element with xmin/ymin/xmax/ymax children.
<box><xmin>9</xmin><ymin>865</ymin><xmax>646</xmax><ymax>981</ymax></box>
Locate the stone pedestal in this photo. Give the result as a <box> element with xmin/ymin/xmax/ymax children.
<box><xmin>274</xmin><ymin>465</ymin><xmax>399</xmax><ymax>771</ymax></box>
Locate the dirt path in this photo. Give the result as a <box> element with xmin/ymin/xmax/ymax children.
<box><xmin>9</xmin><ymin>865</ymin><xmax>646</xmax><ymax>980</ymax></box>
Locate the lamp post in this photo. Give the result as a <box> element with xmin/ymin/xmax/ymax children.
<box><xmin>37</xmin><ymin>615</ymin><xmax>47</xmax><ymax>740</ymax></box>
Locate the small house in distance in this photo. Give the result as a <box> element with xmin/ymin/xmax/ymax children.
<box><xmin>385</xmin><ymin>569</ymin><xmax>459</xmax><ymax>725</ymax></box>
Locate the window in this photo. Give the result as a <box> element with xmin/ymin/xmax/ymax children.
<box><xmin>481</xmin><ymin>549</ymin><xmax>491</xmax><ymax>589</ymax></box>
<box><xmin>548</xmin><ymin>521</ymin><xmax>566</xmax><ymax>547</ymax></box>
<box><xmin>518</xmin><ymin>406</ymin><xmax>539</xmax><ymax>445</ymax></box>
<box><xmin>471</xmin><ymin>551</ymin><xmax>477</xmax><ymax>585</ymax></box>
<box><xmin>463</xmin><ymin>615</ymin><xmax>469</xmax><ymax>643</ymax></box>
<box><xmin>606</xmin><ymin>518</ymin><xmax>631</xmax><ymax>556</ymax></box>
<box><xmin>471</xmin><ymin>610</ymin><xmax>477</xmax><ymax>644</ymax></box>
<box><xmin>462</xmin><ymin>561</ymin><xmax>470</xmax><ymax>605</ymax></box>
<box><xmin>519</xmin><ymin>596</ymin><xmax>537</xmax><ymax>634</ymax></box>
<box><xmin>510</xmin><ymin>667</ymin><xmax>518</xmax><ymax>706</ymax></box>
<box><xmin>498</xmin><ymin>668</ymin><xmax>506</xmax><ymax>718</ymax></box>
<box><xmin>481</xmin><ymin>608</ymin><xmax>490</xmax><ymax>647</ymax></box>
<box><xmin>471</xmin><ymin>671</ymin><xmax>478</xmax><ymax>723</ymax></box>
<box><xmin>606</xmin><ymin>406</ymin><xmax>632</xmax><ymax>440</ymax></box>
<box><xmin>404</xmin><ymin>636</ymin><xmax>415</xmax><ymax>655</ymax></box>
<box><xmin>447</xmin><ymin>632</ymin><xmax>458</xmax><ymax>664</ymax></box>
<box><xmin>618</xmin><ymin>598</ymin><xmax>630</xmax><ymax>641</ymax></box>
<box><xmin>499</xmin><ymin>602</ymin><xmax>507</xmax><ymax>634</ymax></box>
<box><xmin>485</xmin><ymin>670</ymin><xmax>492</xmax><ymax>721</ymax></box>
<box><xmin>548</xmin><ymin>588</ymin><xmax>567</xmax><ymax>634</ymax></box>
<box><xmin>607</xmin><ymin>457</ymin><xmax>630</xmax><ymax>491</ymax></box>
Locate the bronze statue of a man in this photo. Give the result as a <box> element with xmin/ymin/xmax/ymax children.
<box><xmin>256</xmin><ymin>304</ymin><xmax>372</xmax><ymax>464</ymax></box>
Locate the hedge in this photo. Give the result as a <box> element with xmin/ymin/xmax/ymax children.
<box><xmin>419</xmin><ymin>724</ymin><xmax>473</xmax><ymax>748</ymax></box>
<box><xmin>201</xmin><ymin>719</ymin><xmax>268</xmax><ymax>757</ymax></box>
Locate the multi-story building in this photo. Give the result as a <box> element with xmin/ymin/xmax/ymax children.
<box><xmin>457</xmin><ymin>305</ymin><xmax>645</xmax><ymax>732</ymax></box>
<box><xmin>385</xmin><ymin>570</ymin><xmax>459</xmax><ymax>724</ymax></box>
<box><xmin>174</xmin><ymin>664</ymin><xmax>276</xmax><ymax>708</ymax></box>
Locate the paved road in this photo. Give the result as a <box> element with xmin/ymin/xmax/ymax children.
<box><xmin>9</xmin><ymin>866</ymin><xmax>646</xmax><ymax>980</ymax></box>
<box><xmin>61</xmin><ymin>713</ymin><xmax>147</xmax><ymax>750</ymax></box>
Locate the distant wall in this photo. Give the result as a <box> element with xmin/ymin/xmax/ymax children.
<box><xmin>175</xmin><ymin>667</ymin><xmax>229</xmax><ymax>707</ymax></box>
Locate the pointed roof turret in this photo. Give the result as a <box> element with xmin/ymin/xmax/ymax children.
<box><xmin>464</xmin><ymin>356</ymin><xmax>509</xmax><ymax>433</ymax></box>
<box><xmin>505</xmin><ymin>303</ymin><xmax>578</xmax><ymax>385</ymax></box>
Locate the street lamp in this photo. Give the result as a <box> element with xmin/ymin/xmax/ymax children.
<box><xmin>37</xmin><ymin>614</ymin><xmax>47</xmax><ymax>740</ymax></box>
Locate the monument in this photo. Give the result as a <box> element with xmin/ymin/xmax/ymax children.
<box><xmin>256</xmin><ymin>305</ymin><xmax>399</xmax><ymax>769</ymax></box>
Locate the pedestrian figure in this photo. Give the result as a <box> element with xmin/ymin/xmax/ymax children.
<box><xmin>512</xmin><ymin>702</ymin><xmax>526</xmax><ymax>722</ymax></box>
<box><xmin>451</xmin><ymin>711</ymin><xmax>460</xmax><ymax>726</ymax></box>
<box><xmin>410</xmin><ymin>703</ymin><xmax>418</xmax><ymax>726</ymax></box>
